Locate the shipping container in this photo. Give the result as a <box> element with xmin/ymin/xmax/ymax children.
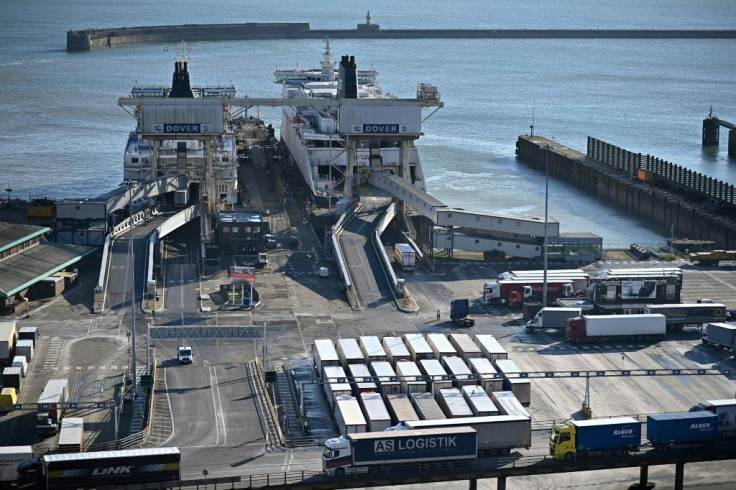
<box><xmin>491</xmin><ymin>391</ymin><xmax>531</xmax><ymax>418</ymax></box>
<box><xmin>313</xmin><ymin>339</ymin><xmax>340</xmax><ymax>376</ymax></box>
<box><xmin>410</xmin><ymin>392</ymin><xmax>446</xmax><ymax>421</ymax></box>
<box><xmin>448</xmin><ymin>333</ymin><xmax>482</xmax><ymax>362</ymax></box>
<box><xmin>395</xmin><ymin>361</ymin><xmax>426</xmax><ymax>395</ymax></box>
<box><xmin>369</xmin><ymin>361</ymin><xmax>401</xmax><ymax>396</ymax></box>
<box><xmin>15</xmin><ymin>339</ymin><xmax>34</xmax><ymax>362</ymax></box>
<box><xmin>473</xmin><ymin>334</ymin><xmax>508</xmax><ymax>363</ymax></box>
<box><xmin>646</xmin><ymin>412</ymin><xmax>718</xmax><ymax>447</ymax></box>
<box><xmin>462</xmin><ymin>385</ymin><xmax>498</xmax><ymax>416</ymax></box>
<box><xmin>417</xmin><ymin>359</ymin><xmax>452</xmax><ymax>396</ymax></box>
<box><xmin>358</xmin><ymin>393</ymin><xmax>392</xmax><ymax>432</ymax></box>
<box><xmin>18</xmin><ymin>326</ymin><xmax>38</xmax><ymax>347</ymax></box>
<box><xmin>494</xmin><ymin>359</ymin><xmax>531</xmax><ymax>406</ymax></box>
<box><xmin>436</xmin><ymin>388</ymin><xmax>473</xmax><ymax>418</ymax></box>
<box><xmin>358</xmin><ymin>336</ymin><xmax>387</xmax><ymax>363</ymax></box>
<box><xmin>384</xmin><ymin>394</ymin><xmax>419</xmax><ymax>425</ymax></box>
<box><xmin>382</xmin><ymin>337</ymin><xmax>411</xmax><ymax>366</ymax></box>
<box><xmin>467</xmin><ymin>357</ymin><xmax>504</xmax><ymax>393</ymax></box>
<box><xmin>334</xmin><ymin>395</ymin><xmax>367</xmax><ymax>435</ymax></box>
<box><xmin>347</xmin><ymin>364</ymin><xmax>378</xmax><ymax>395</ymax></box>
<box><xmin>2</xmin><ymin>367</ymin><xmax>22</xmax><ymax>391</ymax></box>
<box><xmin>403</xmin><ymin>333</ymin><xmax>434</xmax><ymax>361</ymax></box>
<box><xmin>323</xmin><ymin>366</ymin><xmax>352</xmax><ymax>410</ymax></box>
<box><xmin>441</xmin><ymin>356</ymin><xmax>476</xmax><ymax>388</ymax></box>
<box><xmin>426</xmin><ymin>333</ymin><xmax>457</xmax><ymax>360</ymax></box>
<box><xmin>12</xmin><ymin>355</ymin><xmax>28</xmax><ymax>377</ymax></box>
<box><xmin>337</xmin><ymin>338</ymin><xmax>365</xmax><ymax>368</ymax></box>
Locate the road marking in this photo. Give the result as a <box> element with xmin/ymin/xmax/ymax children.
<box><xmin>209</xmin><ymin>365</ymin><xmax>226</xmax><ymax>445</ymax></box>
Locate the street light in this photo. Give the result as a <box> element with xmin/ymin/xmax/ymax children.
<box><xmin>123</xmin><ymin>179</ymin><xmax>139</xmax><ymax>400</ymax></box>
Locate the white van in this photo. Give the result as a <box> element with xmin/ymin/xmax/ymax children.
<box><xmin>12</xmin><ymin>356</ymin><xmax>28</xmax><ymax>377</ymax></box>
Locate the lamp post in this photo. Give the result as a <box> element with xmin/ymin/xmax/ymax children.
<box><xmin>542</xmin><ymin>146</ymin><xmax>550</xmax><ymax>308</ymax></box>
<box><xmin>123</xmin><ymin>179</ymin><xmax>139</xmax><ymax>399</ymax></box>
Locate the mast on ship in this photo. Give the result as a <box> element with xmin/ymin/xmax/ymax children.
<box><xmin>321</xmin><ymin>38</ymin><xmax>336</xmax><ymax>81</ymax></box>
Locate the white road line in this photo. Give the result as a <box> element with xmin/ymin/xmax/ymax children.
<box><xmin>159</xmin><ymin>364</ymin><xmax>177</xmax><ymax>447</ymax></box>
<box><xmin>208</xmin><ymin>365</ymin><xmax>226</xmax><ymax>446</ymax></box>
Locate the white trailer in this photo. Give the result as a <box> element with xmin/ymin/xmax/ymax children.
<box><xmin>437</xmin><ymin>388</ymin><xmax>473</xmax><ymax>418</ymax></box>
<box><xmin>337</xmin><ymin>338</ymin><xmax>364</xmax><ymax>368</ymax></box>
<box><xmin>0</xmin><ymin>446</ymin><xmax>33</xmax><ymax>484</ymax></box>
<box><xmin>462</xmin><ymin>385</ymin><xmax>499</xmax><ymax>416</ymax></box>
<box><xmin>417</xmin><ymin>359</ymin><xmax>452</xmax><ymax>396</ymax></box>
<box><xmin>702</xmin><ymin>323</ymin><xmax>736</xmax><ymax>352</ymax></box>
<box><xmin>358</xmin><ymin>336</ymin><xmax>387</xmax><ymax>363</ymax></box>
<box><xmin>441</xmin><ymin>356</ymin><xmax>476</xmax><ymax>388</ymax></box>
<box><xmin>323</xmin><ymin>366</ymin><xmax>352</xmax><ymax>410</ymax></box>
<box><xmin>690</xmin><ymin>399</ymin><xmax>736</xmax><ymax>435</ymax></box>
<box><xmin>410</xmin><ymin>392</ymin><xmax>446</xmax><ymax>420</ymax></box>
<box><xmin>395</xmin><ymin>361</ymin><xmax>426</xmax><ymax>395</ymax></box>
<box><xmin>404</xmin><ymin>333</ymin><xmax>435</xmax><ymax>361</ymax></box>
<box><xmin>491</xmin><ymin>391</ymin><xmax>531</xmax><ymax>417</ymax></box>
<box><xmin>567</xmin><ymin>314</ymin><xmax>667</xmax><ymax>343</ymax></box>
<box><xmin>467</xmin><ymin>357</ymin><xmax>504</xmax><ymax>393</ymax></box>
<box><xmin>382</xmin><ymin>337</ymin><xmax>411</xmax><ymax>366</ymax></box>
<box><xmin>448</xmin><ymin>333</ymin><xmax>482</xmax><ymax>362</ymax></box>
<box><xmin>369</xmin><ymin>361</ymin><xmax>401</xmax><ymax>396</ymax></box>
<box><xmin>334</xmin><ymin>395</ymin><xmax>367</xmax><ymax>435</ymax></box>
<box><xmin>525</xmin><ymin>307</ymin><xmax>583</xmax><ymax>332</ymax></box>
<box><xmin>494</xmin><ymin>359</ymin><xmax>531</xmax><ymax>406</ymax></box>
<box><xmin>347</xmin><ymin>364</ymin><xmax>378</xmax><ymax>395</ymax></box>
<box><xmin>313</xmin><ymin>339</ymin><xmax>340</xmax><ymax>376</ymax></box>
<box><xmin>426</xmin><ymin>333</ymin><xmax>457</xmax><ymax>360</ymax></box>
<box><xmin>358</xmin><ymin>393</ymin><xmax>392</xmax><ymax>432</ymax></box>
<box><xmin>473</xmin><ymin>334</ymin><xmax>508</xmax><ymax>363</ymax></box>
<box><xmin>394</xmin><ymin>243</ymin><xmax>416</xmax><ymax>271</ymax></box>
<box><xmin>384</xmin><ymin>394</ymin><xmax>419</xmax><ymax>426</ymax></box>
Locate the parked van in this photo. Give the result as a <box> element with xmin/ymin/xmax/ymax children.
<box><xmin>0</xmin><ymin>387</ymin><xmax>17</xmax><ymax>412</ymax></box>
<box><xmin>11</xmin><ymin>355</ymin><xmax>28</xmax><ymax>377</ymax></box>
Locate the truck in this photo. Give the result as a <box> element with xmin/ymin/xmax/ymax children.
<box><xmin>646</xmin><ymin>411</ymin><xmax>718</xmax><ymax>448</ymax></box>
<box><xmin>334</xmin><ymin>395</ymin><xmax>367</xmax><ymax>435</ymax></box>
<box><xmin>0</xmin><ymin>320</ymin><xmax>18</xmax><ymax>365</ymax></box>
<box><xmin>37</xmin><ymin>379</ymin><xmax>69</xmax><ymax>435</ymax></box>
<box><xmin>449</xmin><ymin>299</ymin><xmax>475</xmax><ymax>327</ymax></box>
<box><xmin>491</xmin><ymin>391</ymin><xmax>531</xmax><ymax>417</ymax></box>
<box><xmin>395</xmin><ymin>361</ymin><xmax>426</xmax><ymax>395</ymax></box>
<box><xmin>441</xmin><ymin>356</ymin><xmax>476</xmax><ymax>388</ymax></box>
<box><xmin>369</xmin><ymin>361</ymin><xmax>401</xmax><ymax>396</ymax></box>
<box><xmin>384</xmin><ymin>394</ymin><xmax>419</xmax><ymax>426</ymax></box>
<box><xmin>18</xmin><ymin>326</ymin><xmax>38</xmax><ymax>347</ymax></box>
<box><xmin>358</xmin><ymin>336</ymin><xmax>387</xmax><ymax>363</ymax></box>
<box><xmin>1</xmin><ymin>387</ymin><xmax>18</xmax><ymax>413</ymax></box>
<box><xmin>690</xmin><ymin>399</ymin><xmax>736</xmax><ymax>436</ymax></box>
<box><xmin>436</xmin><ymin>388</ymin><xmax>473</xmax><ymax>418</ymax></box>
<box><xmin>426</xmin><ymin>333</ymin><xmax>457</xmax><ymax>360</ymax></box>
<box><xmin>525</xmin><ymin>307</ymin><xmax>582</xmax><ymax>332</ymax></box>
<box><xmin>177</xmin><ymin>346</ymin><xmax>193</xmax><ymax>364</ymax></box>
<box><xmin>644</xmin><ymin>303</ymin><xmax>728</xmax><ymax>331</ymax></box>
<box><xmin>467</xmin><ymin>357</ymin><xmax>504</xmax><ymax>393</ymax></box>
<box><xmin>410</xmin><ymin>392</ymin><xmax>446</xmax><ymax>420</ymax></box>
<box><xmin>2</xmin><ymin>367</ymin><xmax>22</xmax><ymax>392</ymax></box>
<box><xmin>393</xmin><ymin>243</ymin><xmax>416</xmax><ymax>271</ymax></box>
<box><xmin>313</xmin><ymin>339</ymin><xmax>340</xmax><ymax>376</ymax></box>
<box><xmin>0</xmin><ymin>446</ymin><xmax>33</xmax><ymax>485</ymax></box>
<box><xmin>404</xmin><ymin>333</ymin><xmax>434</xmax><ymax>361</ymax></box>
<box><xmin>58</xmin><ymin>417</ymin><xmax>84</xmax><ymax>453</ymax></box>
<box><xmin>404</xmin><ymin>415</ymin><xmax>532</xmax><ymax>456</ymax></box>
<box><xmin>462</xmin><ymin>385</ymin><xmax>498</xmax><ymax>416</ymax></box>
<box><xmin>689</xmin><ymin>250</ymin><xmax>736</xmax><ymax>266</ymax></box>
<box><xmin>417</xmin><ymin>359</ymin><xmax>452</xmax><ymax>396</ymax></box>
<box><xmin>17</xmin><ymin>447</ymin><xmax>181</xmax><ymax>489</ymax></box>
<box><xmin>323</xmin><ymin>366</ymin><xmax>352</xmax><ymax>410</ymax></box>
<box><xmin>448</xmin><ymin>333</ymin><xmax>482</xmax><ymax>362</ymax></box>
<box><xmin>494</xmin><ymin>359</ymin><xmax>531</xmax><ymax>406</ymax></box>
<box><xmin>566</xmin><ymin>314</ymin><xmax>667</xmax><ymax>344</ymax></box>
<box><xmin>701</xmin><ymin>323</ymin><xmax>736</xmax><ymax>353</ymax></box>
<box><xmin>549</xmin><ymin>416</ymin><xmax>642</xmax><ymax>460</ymax></box>
<box><xmin>347</xmin><ymin>364</ymin><xmax>378</xmax><ymax>395</ymax></box>
<box><xmin>322</xmin><ymin>426</ymin><xmax>477</xmax><ymax>476</ymax></box>
<box><xmin>358</xmin><ymin>392</ymin><xmax>392</xmax><ymax>432</ymax></box>
<box><xmin>336</xmin><ymin>338</ymin><xmax>364</xmax><ymax>368</ymax></box>
<box><xmin>473</xmin><ymin>334</ymin><xmax>508</xmax><ymax>363</ymax></box>
<box><xmin>382</xmin><ymin>336</ymin><xmax>411</xmax><ymax>366</ymax></box>
<box><xmin>483</xmin><ymin>279</ymin><xmax>576</xmax><ymax>307</ymax></box>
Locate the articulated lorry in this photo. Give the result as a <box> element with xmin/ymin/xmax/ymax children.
<box><xmin>483</xmin><ymin>279</ymin><xmax>576</xmax><ymax>307</ymax></box>
<box><xmin>689</xmin><ymin>250</ymin><xmax>736</xmax><ymax>266</ymax></box>
<box><xmin>36</xmin><ymin>379</ymin><xmax>69</xmax><ymax>435</ymax></box>
<box><xmin>0</xmin><ymin>446</ymin><xmax>33</xmax><ymax>486</ymax></box>
<box><xmin>690</xmin><ymin>399</ymin><xmax>736</xmax><ymax>436</ymax></box>
<box><xmin>393</xmin><ymin>243</ymin><xmax>416</xmax><ymax>272</ymax></box>
<box><xmin>565</xmin><ymin>314</ymin><xmax>667</xmax><ymax>343</ymax></box>
<box><xmin>16</xmin><ymin>447</ymin><xmax>181</xmax><ymax>489</ymax></box>
<box><xmin>644</xmin><ymin>303</ymin><xmax>727</xmax><ymax>331</ymax></box>
<box><xmin>322</xmin><ymin>427</ymin><xmax>477</xmax><ymax>476</ymax></box>
<box><xmin>701</xmin><ymin>323</ymin><xmax>736</xmax><ymax>354</ymax></box>
<box><xmin>525</xmin><ymin>307</ymin><xmax>582</xmax><ymax>332</ymax></box>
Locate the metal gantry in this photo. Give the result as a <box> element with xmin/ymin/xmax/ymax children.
<box><xmin>148</xmin><ymin>324</ymin><xmax>265</xmax><ymax>340</ymax></box>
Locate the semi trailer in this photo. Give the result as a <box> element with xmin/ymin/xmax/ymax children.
<box><xmin>565</xmin><ymin>314</ymin><xmax>667</xmax><ymax>343</ymax></box>
<box><xmin>525</xmin><ymin>307</ymin><xmax>583</xmax><ymax>332</ymax></box>
<box><xmin>644</xmin><ymin>303</ymin><xmax>727</xmax><ymax>331</ymax></box>
<box><xmin>701</xmin><ymin>323</ymin><xmax>736</xmax><ymax>354</ymax></box>
<box><xmin>393</xmin><ymin>243</ymin><xmax>416</xmax><ymax>271</ymax></box>
<box><xmin>483</xmin><ymin>279</ymin><xmax>576</xmax><ymax>307</ymax></box>
<box><xmin>550</xmin><ymin>417</ymin><xmax>642</xmax><ymax>460</ymax></box>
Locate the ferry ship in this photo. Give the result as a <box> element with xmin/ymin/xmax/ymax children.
<box><xmin>275</xmin><ymin>40</ymin><xmax>430</xmax><ymax>206</ymax></box>
<box><xmin>123</xmin><ymin>43</ymin><xmax>239</xmax><ymax>209</ymax></box>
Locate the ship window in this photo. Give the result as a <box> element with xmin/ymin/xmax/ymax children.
<box><xmin>232</xmin><ymin>227</ymin><xmax>239</xmax><ymax>233</ymax></box>
<box><xmin>132</xmin><ymin>158</ymin><xmax>138</xmax><ymax>163</ymax></box>
<box><xmin>222</xmin><ymin>227</ymin><xmax>230</xmax><ymax>233</ymax></box>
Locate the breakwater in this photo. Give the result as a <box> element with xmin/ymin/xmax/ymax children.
<box><xmin>516</xmin><ymin>135</ymin><xmax>736</xmax><ymax>249</ymax></box>
<box><xmin>66</xmin><ymin>24</ymin><xmax>736</xmax><ymax>51</ymax></box>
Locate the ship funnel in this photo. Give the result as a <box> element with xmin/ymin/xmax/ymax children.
<box><xmin>338</xmin><ymin>55</ymin><xmax>358</xmax><ymax>99</ymax></box>
<box><xmin>169</xmin><ymin>60</ymin><xmax>194</xmax><ymax>98</ymax></box>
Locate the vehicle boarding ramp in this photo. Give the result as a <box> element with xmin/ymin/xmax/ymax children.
<box><xmin>368</xmin><ymin>171</ymin><xmax>559</xmax><ymax>259</ymax></box>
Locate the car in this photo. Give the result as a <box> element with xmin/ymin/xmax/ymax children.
<box><xmin>697</xmin><ymin>298</ymin><xmax>714</xmax><ymax>304</ymax></box>
<box><xmin>178</xmin><ymin>346</ymin><xmax>193</xmax><ymax>364</ymax></box>
<box><xmin>318</xmin><ymin>267</ymin><xmax>329</xmax><ymax>278</ymax></box>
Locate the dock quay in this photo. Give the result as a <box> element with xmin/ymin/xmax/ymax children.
<box><xmin>516</xmin><ymin>134</ymin><xmax>736</xmax><ymax>249</ymax></box>
<box><xmin>66</xmin><ymin>24</ymin><xmax>736</xmax><ymax>52</ymax></box>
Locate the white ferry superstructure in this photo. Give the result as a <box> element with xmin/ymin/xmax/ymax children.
<box><xmin>123</xmin><ymin>45</ymin><xmax>239</xmax><ymax>208</ymax></box>
<box><xmin>275</xmin><ymin>40</ymin><xmax>427</xmax><ymax>205</ymax></box>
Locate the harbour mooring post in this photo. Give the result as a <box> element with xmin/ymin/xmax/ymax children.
<box><xmin>702</xmin><ymin>113</ymin><xmax>720</xmax><ymax>146</ymax></box>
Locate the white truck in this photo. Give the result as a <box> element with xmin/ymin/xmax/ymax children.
<box><xmin>358</xmin><ymin>336</ymin><xmax>387</xmax><ymax>363</ymax></box>
<box><xmin>323</xmin><ymin>366</ymin><xmax>352</xmax><ymax>410</ymax></box>
<box><xmin>336</xmin><ymin>338</ymin><xmax>364</xmax><ymax>368</ymax></box>
<box><xmin>441</xmin><ymin>356</ymin><xmax>476</xmax><ymax>388</ymax></box>
<box><xmin>369</xmin><ymin>361</ymin><xmax>401</xmax><ymax>396</ymax></box>
<box><xmin>358</xmin><ymin>393</ymin><xmax>392</xmax><ymax>432</ymax></box>
<box><xmin>426</xmin><ymin>333</ymin><xmax>457</xmax><ymax>360</ymax></box>
<box><xmin>404</xmin><ymin>333</ymin><xmax>435</xmax><ymax>361</ymax></box>
<box><xmin>417</xmin><ymin>359</ymin><xmax>452</xmax><ymax>396</ymax></box>
<box><xmin>491</xmin><ymin>391</ymin><xmax>531</xmax><ymax>417</ymax></box>
<box><xmin>384</xmin><ymin>394</ymin><xmax>419</xmax><ymax>426</ymax></box>
<box><xmin>177</xmin><ymin>346</ymin><xmax>193</xmax><ymax>364</ymax></box>
<box><xmin>410</xmin><ymin>392</ymin><xmax>446</xmax><ymax>420</ymax></box>
<box><xmin>494</xmin><ymin>359</ymin><xmax>531</xmax><ymax>407</ymax></box>
<box><xmin>566</xmin><ymin>314</ymin><xmax>667</xmax><ymax>343</ymax></box>
<box><xmin>437</xmin><ymin>388</ymin><xmax>473</xmax><ymax>418</ymax></box>
<box><xmin>382</xmin><ymin>337</ymin><xmax>411</xmax><ymax>366</ymax></box>
<box><xmin>462</xmin><ymin>385</ymin><xmax>499</xmax><ymax>416</ymax></box>
<box><xmin>0</xmin><ymin>446</ymin><xmax>32</xmax><ymax>486</ymax></box>
<box><xmin>393</xmin><ymin>243</ymin><xmax>416</xmax><ymax>271</ymax></box>
<box><xmin>690</xmin><ymin>399</ymin><xmax>736</xmax><ymax>436</ymax></box>
<box><xmin>525</xmin><ymin>307</ymin><xmax>582</xmax><ymax>332</ymax></box>
<box><xmin>473</xmin><ymin>334</ymin><xmax>508</xmax><ymax>363</ymax></box>
<box><xmin>334</xmin><ymin>395</ymin><xmax>367</xmax><ymax>435</ymax></box>
<box><xmin>467</xmin><ymin>357</ymin><xmax>504</xmax><ymax>393</ymax></box>
<box><xmin>448</xmin><ymin>333</ymin><xmax>482</xmax><ymax>362</ymax></box>
<box><xmin>313</xmin><ymin>339</ymin><xmax>340</xmax><ymax>376</ymax></box>
<box><xmin>395</xmin><ymin>361</ymin><xmax>426</xmax><ymax>395</ymax></box>
<box><xmin>701</xmin><ymin>323</ymin><xmax>736</xmax><ymax>354</ymax></box>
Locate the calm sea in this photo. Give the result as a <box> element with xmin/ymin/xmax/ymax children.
<box><xmin>2</xmin><ymin>0</ymin><xmax>735</xmax><ymax>247</ymax></box>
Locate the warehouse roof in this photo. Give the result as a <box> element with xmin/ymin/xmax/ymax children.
<box><xmin>0</xmin><ymin>222</ymin><xmax>50</xmax><ymax>254</ymax></box>
<box><xmin>0</xmin><ymin>242</ymin><xmax>96</xmax><ymax>298</ymax></box>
